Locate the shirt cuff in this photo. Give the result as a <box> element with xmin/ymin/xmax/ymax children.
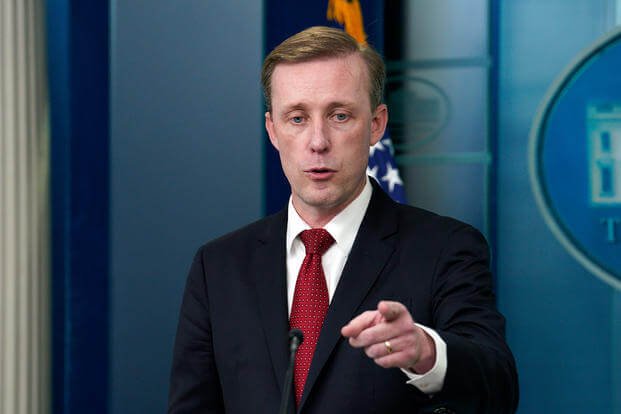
<box><xmin>400</xmin><ymin>324</ymin><xmax>447</xmax><ymax>394</ymax></box>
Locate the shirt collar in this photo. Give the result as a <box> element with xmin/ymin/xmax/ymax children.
<box><xmin>286</xmin><ymin>177</ymin><xmax>373</xmax><ymax>255</ymax></box>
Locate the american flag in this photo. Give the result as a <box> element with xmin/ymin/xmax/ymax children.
<box><xmin>367</xmin><ymin>131</ymin><xmax>407</xmax><ymax>203</ymax></box>
<box><xmin>324</xmin><ymin>1</ymin><xmax>407</xmax><ymax>203</ymax></box>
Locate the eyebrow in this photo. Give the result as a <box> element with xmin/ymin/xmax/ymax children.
<box><xmin>281</xmin><ymin>101</ymin><xmax>357</xmax><ymax>114</ymax></box>
<box><xmin>282</xmin><ymin>103</ymin><xmax>307</xmax><ymax>113</ymax></box>
<box><xmin>326</xmin><ymin>101</ymin><xmax>356</xmax><ymax>111</ymax></box>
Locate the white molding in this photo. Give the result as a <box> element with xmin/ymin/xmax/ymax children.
<box><xmin>0</xmin><ymin>0</ymin><xmax>50</xmax><ymax>412</ymax></box>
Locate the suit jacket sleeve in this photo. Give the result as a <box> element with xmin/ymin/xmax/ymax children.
<box><xmin>427</xmin><ymin>222</ymin><xmax>518</xmax><ymax>413</ymax></box>
<box><xmin>168</xmin><ymin>248</ymin><xmax>225</xmax><ymax>413</ymax></box>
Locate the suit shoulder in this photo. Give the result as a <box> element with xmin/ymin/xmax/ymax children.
<box><xmin>395</xmin><ymin>203</ymin><xmax>476</xmax><ymax>233</ymax></box>
<box><xmin>194</xmin><ymin>210</ymin><xmax>285</xmax><ymax>256</ymax></box>
<box><xmin>390</xmin><ymin>203</ymin><xmax>489</xmax><ymax>252</ymax></box>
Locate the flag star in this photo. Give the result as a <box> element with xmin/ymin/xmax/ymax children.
<box><xmin>369</xmin><ymin>140</ymin><xmax>385</xmax><ymax>157</ymax></box>
<box><xmin>381</xmin><ymin>163</ymin><xmax>403</xmax><ymax>193</ymax></box>
<box><xmin>366</xmin><ymin>165</ymin><xmax>379</xmax><ymax>179</ymax></box>
<box><xmin>381</xmin><ymin>138</ymin><xmax>395</xmax><ymax>155</ymax></box>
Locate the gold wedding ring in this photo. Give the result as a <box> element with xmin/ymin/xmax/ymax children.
<box><xmin>384</xmin><ymin>340</ymin><xmax>393</xmax><ymax>354</ymax></box>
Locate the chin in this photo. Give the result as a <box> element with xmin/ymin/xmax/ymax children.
<box><xmin>303</xmin><ymin>194</ymin><xmax>336</xmax><ymax>208</ymax></box>
<box><xmin>297</xmin><ymin>189</ymin><xmax>337</xmax><ymax>208</ymax></box>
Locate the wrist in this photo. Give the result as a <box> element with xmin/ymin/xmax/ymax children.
<box><xmin>409</xmin><ymin>331</ymin><xmax>436</xmax><ymax>374</ymax></box>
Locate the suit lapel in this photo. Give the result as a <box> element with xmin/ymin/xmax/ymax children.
<box><xmin>251</xmin><ymin>210</ymin><xmax>290</xmax><ymax>394</ymax></box>
<box><xmin>299</xmin><ymin>184</ymin><xmax>399</xmax><ymax>410</ymax></box>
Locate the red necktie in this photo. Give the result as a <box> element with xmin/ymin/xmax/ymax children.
<box><xmin>289</xmin><ymin>228</ymin><xmax>335</xmax><ymax>406</ymax></box>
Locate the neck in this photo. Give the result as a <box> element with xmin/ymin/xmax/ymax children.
<box><xmin>295</xmin><ymin>208</ymin><xmax>340</xmax><ymax>229</ymax></box>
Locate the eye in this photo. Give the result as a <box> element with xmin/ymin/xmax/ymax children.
<box><xmin>291</xmin><ymin>116</ymin><xmax>304</xmax><ymax>124</ymax></box>
<box><xmin>333</xmin><ymin>113</ymin><xmax>349</xmax><ymax>122</ymax></box>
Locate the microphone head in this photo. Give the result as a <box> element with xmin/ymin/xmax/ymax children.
<box><xmin>289</xmin><ymin>328</ymin><xmax>304</xmax><ymax>345</ymax></box>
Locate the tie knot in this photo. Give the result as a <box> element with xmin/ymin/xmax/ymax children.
<box><xmin>299</xmin><ymin>228</ymin><xmax>334</xmax><ymax>256</ymax></box>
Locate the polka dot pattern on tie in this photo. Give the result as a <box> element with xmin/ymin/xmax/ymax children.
<box><xmin>289</xmin><ymin>228</ymin><xmax>334</xmax><ymax>407</ymax></box>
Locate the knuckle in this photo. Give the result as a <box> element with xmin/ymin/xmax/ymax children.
<box><xmin>374</xmin><ymin>358</ymin><xmax>390</xmax><ymax>368</ymax></box>
<box><xmin>360</xmin><ymin>329</ymin><xmax>378</xmax><ymax>344</ymax></box>
<box><xmin>404</xmin><ymin>323</ymin><xmax>417</xmax><ymax>335</ymax></box>
<box><xmin>405</xmin><ymin>349</ymin><xmax>418</xmax><ymax>364</ymax></box>
<box><xmin>362</xmin><ymin>310</ymin><xmax>376</xmax><ymax>318</ymax></box>
<box><xmin>356</xmin><ymin>331</ymin><xmax>369</xmax><ymax>344</ymax></box>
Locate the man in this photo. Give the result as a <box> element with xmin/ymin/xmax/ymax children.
<box><xmin>168</xmin><ymin>26</ymin><xmax>518</xmax><ymax>413</ymax></box>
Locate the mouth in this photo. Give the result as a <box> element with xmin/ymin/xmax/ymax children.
<box><xmin>304</xmin><ymin>167</ymin><xmax>336</xmax><ymax>180</ymax></box>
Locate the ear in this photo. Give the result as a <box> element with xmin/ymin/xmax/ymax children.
<box><xmin>265</xmin><ymin>111</ymin><xmax>279</xmax><ymax>151</ymax></box>
<box><xmin>370</xmin><ymin>104</ymin><xmax>388</xmax><ymax>146</ymax></box>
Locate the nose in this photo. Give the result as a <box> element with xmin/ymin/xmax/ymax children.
<box><xmin>308</xmin><ymin>119</ymin><xmax>330</xmax><ymax>153</ymax></box>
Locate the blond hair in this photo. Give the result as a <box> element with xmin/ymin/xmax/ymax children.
<box><xmin>261</xmin><ymin>26</ymin><xmax>385</xmax><ymax>112</ymax></box>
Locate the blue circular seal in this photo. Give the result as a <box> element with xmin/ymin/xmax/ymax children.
<box><xmin>530</xmin><ymin>28</ymin><xmax>621</xmax><ymax>290</ymax></box>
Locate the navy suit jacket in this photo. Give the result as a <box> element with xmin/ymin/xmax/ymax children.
<box><xmin>168</xmin><ymin>181</ymin><xmax>518</xmax><ymax>413</ymax></box>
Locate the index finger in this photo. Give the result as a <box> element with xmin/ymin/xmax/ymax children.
<box><xmin>377</xmin><ymin>300</ymin><xmax>407</xmax><ymax>322</ymax></box>
<box><xmin>341</xmin><ymin>310</ymin><xmax>382</xmax><ymax>338</ymax></box>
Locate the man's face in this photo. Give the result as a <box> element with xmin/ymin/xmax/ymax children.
<box><xmin>265</xmin><ymin>53</ymin><xmax>387</xmax><ymax>225</ymax></box>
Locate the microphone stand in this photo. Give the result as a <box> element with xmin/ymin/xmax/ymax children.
<box><xmin>279</xmin><ymin>329</ymin><xmax>304</xmax><ymax>414</ymax></box>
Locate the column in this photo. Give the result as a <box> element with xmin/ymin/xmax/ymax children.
<box><xmin>0</xmin><ymin>0</ymin><xmax>51</xmax><ymax>413</ymax></box>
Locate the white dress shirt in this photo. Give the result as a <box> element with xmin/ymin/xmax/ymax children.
<box><xmin>285</xmin><ymin>178</ymin><xmax>447</xmax><ymax>394</ymax></box>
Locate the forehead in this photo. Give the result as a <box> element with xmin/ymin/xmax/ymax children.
<box><xmin>270</xmin><ymin>54</ymin><xmax>370</xmax><ymax>109</ymax></box>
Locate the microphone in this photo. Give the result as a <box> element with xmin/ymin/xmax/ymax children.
<box><xmin>279</xmin><ymin>329</ymin><xmax>304</xmax><ymax>414</ymax></box>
